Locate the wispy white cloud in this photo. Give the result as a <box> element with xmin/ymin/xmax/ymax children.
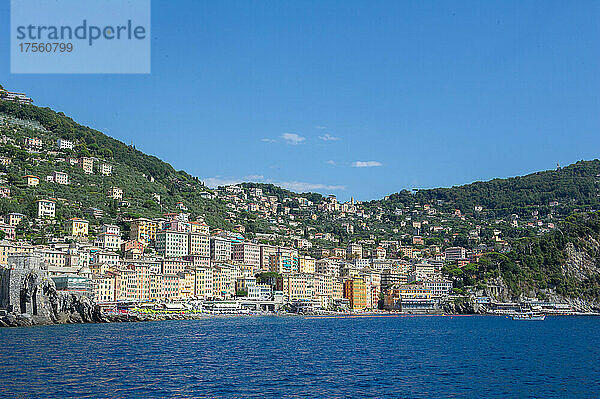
<box><xmin>260</xmin><ymin>138</ymin><xmax>276</xmax><ymax>143</ymax></box>
<box><xmin>319</xmin><ymin>133</ymin><xmax>340</xmax><ymax>142</ymax></box>
<box><xmin>203</xmin><ymin>175</ymin><xmax>345</xmax><ymax>192</ymax></box>
<box><xmin>326</xmin><ymin>160</ymin><xmax>336</xmax><ymax>166</ymax></box>
<box><xmin>279</xmin><ymin>181</ymin><xmax>346</xmax><ymax>192</ymax></box>
<box><xmin>315</xmin><ymin>126</ymin><xmax>327</xmax><ymax>130</ymax></box>
<box><xmin>245</xmin><ymin>174</ymin><xmax>266</xmax><ymax>181</ymax></box>
<box><xmin>203</xmin><ymin>176</ymin><xmax>246</xmax><ymax>187</ymax></box>
<box><xmin>280</xmin><ymin>133</ymin><xmax>305</xmax><ymax>145</ymax></box>
<box><xmin>352</xmin><ymin>161</ymin><xmax>383</xmax><ymax>168</ymax></box>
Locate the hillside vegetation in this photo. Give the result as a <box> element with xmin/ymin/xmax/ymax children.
<box><xmin>446</xmin><ymin>211</ymin><xmax>600</xmax><ymax>301</ymax></box>
<box><xmin>379</xmin><ymin>160</ymin><xmax>600</xmax><ymax>218</ymax></box>
<box><xmin>2</xmin><ymin>94</ymin><xmax>600</xmax><ymax>303</ymax></box>
<box><xmin>0</xmin><ymin>100</ymin><xmax>233</xmax><ymax>229</ymax></box>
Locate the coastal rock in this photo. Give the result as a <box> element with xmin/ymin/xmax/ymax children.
<box><xmin>3</xmin><ymin>313</ymin><xmax>16</xmax><ymax>327</ymax></box>
<box><xmin>441</xmin><ymin>296</ymin><xmax>482</xmax><ymax>314</ymax></box>
<box><xmin>56</xmin><ymin>292</ymin><xmax>103</xmax><ymax>323</ymax></box>
<box><xmin>15</xmin><ymin>313</ymin><xmax>33</xmax><ymax>327</ymax></box>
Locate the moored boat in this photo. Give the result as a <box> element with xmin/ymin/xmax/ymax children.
<box><xmin>512</xmin><ymin>312</ymin><xmax>546</xmax><ymax>321</ymax></box>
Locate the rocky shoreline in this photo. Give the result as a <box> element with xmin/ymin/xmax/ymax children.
<box><xmin>3</xmin><ymin>308</ymin><xmax>600</xmax><ymax>328</ymax></box>
<box><xmin>0</xmin><ymin>309</ymin><xmax>213</xmax><ymax>328</ymax></box>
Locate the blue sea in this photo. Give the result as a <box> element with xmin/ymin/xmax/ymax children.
<box><xmin>1</xmin><ymin>315</ymin><xmax>599</xmax><ymax>398</ymax></box>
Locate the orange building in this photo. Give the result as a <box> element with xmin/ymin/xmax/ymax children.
<box><xmin>344</xmin><ymin>278</ymin><xmax>367</xmax><ymax>311</ymax></box>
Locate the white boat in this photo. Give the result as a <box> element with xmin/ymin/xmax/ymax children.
<box><xmin>512</xmin><ymin>312</ymin><xmax>546</xmax><ymax>321</ymax></box>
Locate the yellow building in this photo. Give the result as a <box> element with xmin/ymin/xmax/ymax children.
<box><xmin>79</xmin><ymin>157</ymin><xmax>94</xmax><ymax>174</ymax></box>
<box><xmin>344</xmin><ymin>278</ymin><xmax>367</xmax><ymax>311</ymax></box>
<box><xmin>149</xmin><ymin>274</ymin><xmax>163</xmax><ymax>302</ymax></box>
<box><xmin>66</xmin><ymin>218</ymin><xmax>89</xmax><ymax>237</ymax></box>
<box><xmin>213</xmin><ymin>264</ymin><xmax>235</xmax><ymax>299</ymax></box>
<box><xmin>299</xmin><ymin>255</ymin><xmax>316</xmax><ymax>273</ymax></box>
<box><xmin>0</xmin><ymin>242</ymin><xmax>34</xmax><ymax>265</ymax></box>
<box><xmin>188</xmin><ymin>233</ymin><xmax>210</xmax><ymax>257</ymax></box>
<box><xmin>278</xmin><ymin>273</ymin><xmax>314</xmax><ymax>302</ymax></box>
<box><xmin>177</xmin><ymin>269</ymin><xmax>196</xmax><ymax>300</ymax></box>
<box><xmin>333</xmin><ymin>280</ymin><xmax>344</xmax><ymax>300</ymax></box>
<box><xmin>130</xmin><ymin>218</ymin><xmax>157</xmax><ymax>244</ymax></box>
<box><xmin>195</xmin><ymin>267</ymin><xmax>214</xmax><ymax>299</ymax></box>
<box><xmin>190</xmin><ymin>221</ymin><xmax>210</xmax><ymax>235</ymax></box>
<box><xmin>92</xmin><ymin>274</ymin><xmax>117</xmax><ymax>303</ymax></box>
<box><xmin>384</xmin><ymin>284</ymin><xmax>432</xmax><ymax>305</ymax></box>
<box><xmin>23</xmin><ymin>175</ymin><xmax>39</xmax><ymax>186</ymax></box>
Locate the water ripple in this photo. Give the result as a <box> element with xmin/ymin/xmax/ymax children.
<box><xmin>0</xmin><ymin>316</ymin><xmax>599</xmax><ymax>398</ymax></box>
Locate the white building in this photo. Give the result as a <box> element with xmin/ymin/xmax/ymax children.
<box><xmin>57</xmin><ymin>138</ymin><xmax>73</xmax><ymax>150</ymax></box>
<box><xmin>107</xmin><ymin>187</ymin><xmax>123</xmax><ymax>200</ymax></box>
<box><xmin>156</xmin><ymin>231</ymin><xmax>189</xmax><ymax>258</ymax></box>
<box><xmin>100</xmin><ymin>224</ymin><xmax>120</xmax><ymax>235</ymax></box>
<box><xmin>210</xmin><ymin>236</ymin><xmax>232</xmax><ymax>262</ymax></box>
<box><xmin>100</xmin><ymin>163</ymin><xmax>112</xmax><ymax>176</ymax></box>
<box><xmin>422</xmin><ymin>280</ymin><xmax>453</xmax><ymax>297</ymax></box>
<box><xmin>52</xmin><ymin>171</ymin><xmax>69</xmax><ymax>185</ymax></box>
<box><xmin>445</xmin><ymin>247</ymin><xmax>467</xmax><ymax>261</ymax></box>
<box><xmin>96</xmin><ymin>232</ymin><xmax>122</xmax><ymax>251</ymax></box>
<box><xmin>37</xmin><ymin>199</ymin><xmax>56</xmax><ymax>218</ymax></box>
<box><xmin>232</xmin><ymin>242</ymin><xmax>261</xmax><ymax>267</ymax></box>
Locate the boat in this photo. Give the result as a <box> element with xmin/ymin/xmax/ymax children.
<box><xmin>511</xmin><ymin>312</ymin><xmax>546</xmax><ymax>321</ymax></box>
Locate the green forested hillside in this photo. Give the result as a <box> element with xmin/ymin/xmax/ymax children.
<box><xmin>379</xmin><ymin>160</ymin><xmax>600</xmax><ymax>218</ymax></box>
<box><xmin>0</xmin><ymin>100</ymin><xmax>234</xmax><ymax>230</ymax></box>
<box><xmin>446</xmin><ymin>211</ymin><xmax>600</xmax><ymax>300</ymax></box>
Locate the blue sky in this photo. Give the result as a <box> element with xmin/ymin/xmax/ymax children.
<box><xmin>1</xmin><ymin>1</ymin><xmax>599</xmax><ymax>201</ymax></box>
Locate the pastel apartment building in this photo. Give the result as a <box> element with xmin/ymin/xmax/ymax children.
<box><xmin>23</xmin><ymin>137</ymin><xmax>42</xmax><ymax>149</ymax></box>
<box><xmin>188</xmin><ymin>233</ymin><xmax>210</xmax><ymax>258</ymax></box>
<box><xmin>79</xmin><ymin>157</ymin><xmax>94</xmax><ymax>174</ymax></box>
<box><xmin>269</xmin><ymin>247</ymin><xmax>299</xmax><ymax>274</ymax></box>
<box><xmin>344</xmin><ymin>278</ymin><xmax>367</xmax><ymax>310</ymax></box>
<box><xmin>96</xmin><ymin>224</ymin><xmax>122</xmax><ymax>251</ymax></box>
<box><xmin>232</xmin><ymin>242</ymin><xmax>261</xmax><ymax>267</ymax></box>
<box><xmin>299</xmin><ymin>256</ymin><xmax>316</xmax><ymax>274</ymax></box>
<box><xmin>210</xmin><ymin>236</ymin><xmax>232</xmax><ymax>262</ymax></box>
<box><xmin>130</xmin><ymin>218</ymin><xmax>157</xmax><ymax>244</ymax></box>
<box><xmin>155</xmin><ymin>230</ymin><xmax>189</xmax><ymax>258</ymax></box>
<box><xmin>23</xmin><ymin>175</ymin><xmax>39</xmax><ymax>186</ymax></box>
<box><xmin>259</xmin><ymin>244</ymin><xmax>277</xmax><ymax>271</ymax></box>
<box><xmin>66</xmin><ymin>218</ymin><xmax>89</xmax><ymax>237</ymax></box>
<box><xmin>190</xmin><ymin>221</ymin><xmax>210</xmax><ymax>235</ymax></box>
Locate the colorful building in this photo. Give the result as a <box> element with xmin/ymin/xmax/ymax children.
<box><xmin>344</xmin><ymin>278</ymin><xmax>367</xmax><ymax>311</ymax></box>
<box><xmin>66</xmin><ymin>218</ymin><xmax>89</xmax><ymax>237</ymax></box>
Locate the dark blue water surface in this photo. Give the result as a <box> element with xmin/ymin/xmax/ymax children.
<box><xmin>1</xmin><ymin>315</ymin><xmax>599</xmax><ymax>398</ymax></box>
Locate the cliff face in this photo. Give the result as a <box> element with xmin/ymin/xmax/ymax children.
<box><xmin>0</xmin><ymin>285</ymin><xmax>103</xmax><ymax>327</ymax></box>
<box><xmin>563</xmin><ymin>240</ymin><xmax>600</xmax><ymax>281</ymax></box>
<box><xmin>0</xmin><ymin>253</ymin><xmax>104</xmax><ymax>327</ymax></box>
